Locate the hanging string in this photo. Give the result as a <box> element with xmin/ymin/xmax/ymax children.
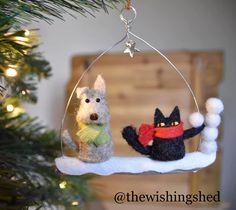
<box><xmin>125</xmin><ymin>0</ymin><xmax>131</xmax><ymax>10</ymax></box>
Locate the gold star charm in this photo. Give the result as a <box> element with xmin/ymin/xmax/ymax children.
<box><xmin>124</xmin><ymin>40</ymin><xmax>140</xmax><ymax>58</ymax></box>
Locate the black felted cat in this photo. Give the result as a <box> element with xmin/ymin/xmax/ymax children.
<box><xmin>122</xmin><ymin>106</ymin><xmax>205</xmax><ymax>161</ymax></box>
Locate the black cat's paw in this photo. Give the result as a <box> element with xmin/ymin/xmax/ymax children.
<box><xmin>122</xmin><ymin>126</ymin><xmax>137</xmax><ymax>140</ymax></box>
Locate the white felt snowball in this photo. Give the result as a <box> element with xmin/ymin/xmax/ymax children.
<box><xmin>205</xmin><ymin>114</ymin><xmax>221</xmax><ymax>128</ymax></box>
<box><xmin>189</xmin><ymin>112</ymin><xmax>204</xmax><ymax>127</ymax></box>
<box><xmin>206</xmin><ymin>98</ymin><xmax>224</xmax><ymax>114</ymax></box>
<box><xmin>200</xmin><ymin>141</ymin><xmax>217</xmax><ymax>154</ymax></box>
<box><xmin>202</xmin><ymin>127</ymin><xmax>218</xmax><ymax>141</ymax></box>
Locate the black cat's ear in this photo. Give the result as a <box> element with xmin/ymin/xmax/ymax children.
<box><xmin>169</xmin><ymin>106</ymin><xmax>180</xmax><ymax>122</ymax></box>
<box><xmin>154</xmin><ymin>107</ymin><xmax>165</xmax><ymax>126</ymax></box>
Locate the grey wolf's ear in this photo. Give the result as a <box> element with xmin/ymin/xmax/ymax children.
<box><xmin>94</xmin><ymin>75</ymin><xmax>106</xmax><ymax>94</ymax></box>
<box><xmin>76</xmin><ymin>87</ymin><xmax>88</xmax><ymax>99</ymax></box>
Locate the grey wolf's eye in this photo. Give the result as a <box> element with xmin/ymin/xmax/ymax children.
<box><xmin>85</xmin><ymin>98</ymin><xmax>90</xmax><ymax>103</ymax></box>
<box><xmin>96</xmin><ymin>98</ymin><xmax>100</xmax><ymax>103</ymax></box>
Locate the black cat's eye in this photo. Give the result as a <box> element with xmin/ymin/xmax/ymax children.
<box><xmin>85</xmin><ymin>98</ymin><xmax>90</xmax><ymax>103</ymax></box>
<box><xmin>171</xmin><ymin>121</ymin><xmax>179</xmax><ymax>126</ymax></box>
<box><xmin>158</xmin><ymin>122</ymin><xmax>165</xmax><ymax>127</ymax></box>
<box><xmin>96</xmin><ymin>98</ymin><xmax>100</xmax><ymax>103</ymax></box>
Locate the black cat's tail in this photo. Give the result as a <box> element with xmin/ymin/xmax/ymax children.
<box><xmin>122</xmin><ymin>126</ymin><xmax>150</xmax><ymax>155</ymax></box>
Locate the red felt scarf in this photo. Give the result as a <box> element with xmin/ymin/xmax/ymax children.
<box><xmin>138</xmin><ymin>122</ymin><xmax>184</xmax><ymax>147</ymax></box>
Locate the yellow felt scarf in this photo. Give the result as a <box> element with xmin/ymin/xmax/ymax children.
<box><xmin>76</xmin><ymin>122</ymin><xmax>109</xmax><ymax>147</ymax></box>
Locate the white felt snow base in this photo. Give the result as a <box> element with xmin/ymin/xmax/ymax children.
<box><xmin>55</xmin><ymin>152</ymin><xmax>216</xmax><ymax>176</ymax></box>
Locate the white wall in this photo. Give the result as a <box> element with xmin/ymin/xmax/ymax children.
<box><xmin>27</xmin><ymin>0</ymin><xmax>236</xmax><ymax>208</ymax></box>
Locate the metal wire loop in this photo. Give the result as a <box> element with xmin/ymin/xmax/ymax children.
<box><xmin>120</xmin><ymin>6</ymin><xmax>137</xmax><ymax>26</ymax></box>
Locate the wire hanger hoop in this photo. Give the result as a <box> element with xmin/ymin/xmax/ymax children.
<box><xmin>120</xmin><ymin>6</ymin><xmax>137</xmax><ymax>25</ymax></box>
<box><xmin>60</xmin><ymin>5</ymin><xmax>201</xmax><ymax>157</ymax></box>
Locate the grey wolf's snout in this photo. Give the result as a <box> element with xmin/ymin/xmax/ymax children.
<box><xmin>90</xmin><ymin>113</ymin><xmax>98</xmax><ymax>121</ymax></box>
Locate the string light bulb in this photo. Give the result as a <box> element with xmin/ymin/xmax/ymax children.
<box><xmin>24</xmin><ymin>29</ymin><xmax>30</xmax><ymax>36</ymax></box>
<box><xmin>6</xmin><ymin>104</ymin><xmax>14</xmax><ymax>112</ymax></box>
<box><xmin>6</xmin><ymin>67</ymin><xmax>17</xmax><ymax>77</ymax></box>
<box><xmin>23</xmin><ymin>49</ymin><xmax>28</xmax><ymax>55</ymax></box>
<box><xmin>71</xmin><ymin>201</ymin><xmax>79</xmax><ymax>206</ymax></box>
<box><xmin>59</xmin><ymin>181</ymin><xmax>67</xmax><ymax>189</ymax></box>
<box><xmin>14</xmin><ymin>36</ymin><xmax>29</xmax><ymax>42</ymax></box>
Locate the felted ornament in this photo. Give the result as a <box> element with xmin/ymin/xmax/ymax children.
<box><xmin>56</xmin><ymin>97</ymin><xmax>223</xmax><ymax>175</ymax></box>
<box><xmin>201</xmin><ymin>127</ymin><xmax>219</xmax><ymax>142</ymax></box>
<box><xmin>62</xmin><ymin>75</ymin><xmax>113</xmax><ymax>163</ymax></box>
<box><xmin>206</xmin><ymin>98</ymin><xmax>224</xmax><ymax>114</ymax></box>
<box><xmin>205</xmin><ymin>113</ymin><xmax>221</xmax><ymax>128</ymax></box>
<box><xmin>200</xmin><ymin>141</ymin><xmax>218</xmax><ymax>155</ymax></box>
<box><xmin>199</xmin><ymin>98</ymin><xmax>224</xmax><ymax>155</ymax></box>
<box><xmin>55</xmin><ymin>5</ymin><xmax>224</xmax><ymax>175</ymax></box>
<box><xmin>189</xmin><ymin>112</ymin><xmax>204</xmax><ymax>127</ymax></box>
<box><xmin>122</xmin><ymin>106</ymin><xmax>205</xmax><ymax>161</ymax></box>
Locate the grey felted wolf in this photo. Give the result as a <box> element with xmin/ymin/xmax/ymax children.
<box><xmin>63</xmin><ymin>75</ymin><xmax>113</xmax><ymax>162</ymax></box>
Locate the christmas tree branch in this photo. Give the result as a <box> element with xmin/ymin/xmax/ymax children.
<box><xmin>0</xmin><ymin>108</ymin><xmax>94</xmax><ymax>209</ymax></box>
<box><xmin>0</xmin><ymin>0</ymin><xmax>125</xmax><ymax>26</ymax></box>
<box><xmin>0</xmin><ymin>27</ymin><xmax>51</xmax><ymax>103</ymax></box>
<box><xmin>0</xmin><ymin>0</ymin><xmax>124</xmax><ymax>209</ymax></box>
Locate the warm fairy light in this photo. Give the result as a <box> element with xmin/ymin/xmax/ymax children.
<box><xmin>23</xmin><ymin>49</ymin><xmax>28</xmax><ymax>55</ymax></box>
<box><xmin>22</xmin><ymin>90</ymin><xmax>30</xmax><ymax>95</ymax></box>
<box><xmin>71</xmin><ymin>201</ymin><xmax>79</xmax><ymax>206</ymax></box>
<box><xmin>24</xmin><ymin>30</ymin><xmax>30</xmax><ymax>36</ymax></box>
<box><xmin>59</xmin><ymin>181</ymin><xmax>67</xmax><ymax>189</ymax></box>
<box><xmin>6</xmin><ymin>104</ymin><xmax>14</xmax><ymax>112</ymax></box>
<box><xmin>14</xmin><ymin>36</ymin><xmax>29</xmax><ymax>42</ymax></box>
<box><xmin>6</xmin><ymin>67</ymin><xmax>17</xmax><ymax>77</ymax></box>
